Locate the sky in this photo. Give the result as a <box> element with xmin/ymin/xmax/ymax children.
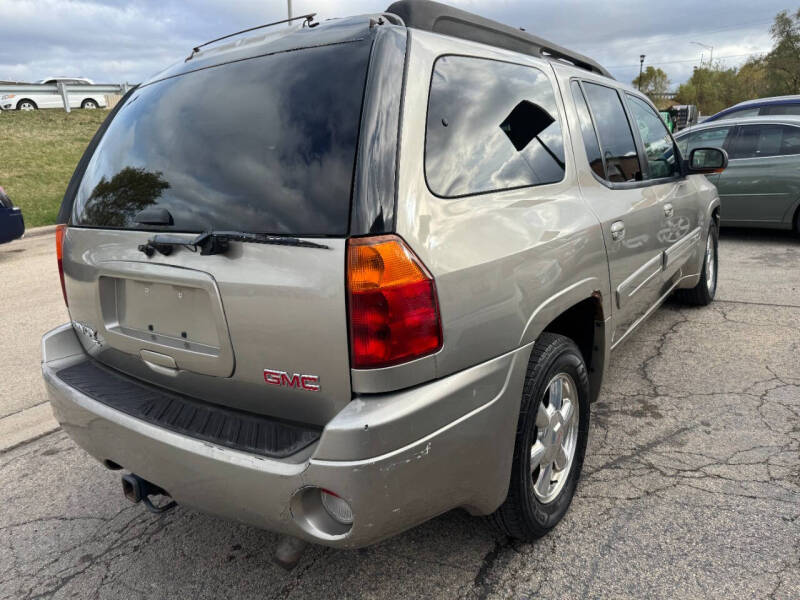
<box><xmin>0</xmin><ymin>0</ymin><xmax>789</xmax><ymax>88</ymax></box>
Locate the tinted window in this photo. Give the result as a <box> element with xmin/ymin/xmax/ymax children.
<box><xmin>732</xmin><ymin>124</ymin><xmax>800</xmax><ymax>158</ymax></box>
<box><xmin>425</xmin><ymin>56</ymin><xmax>565</xmax><ymax>197</ymax></box>
<box><xmin>73</xmin><ymin>40</ymin><xmax>372</xmax><ymax>235</ymax></box>
<box><xmin>570</xmin><ymin>81</ymin><xmax>605</xmax><ymax>179</ymax></box>
<box><xmin>760</xmin><ymin>104</ymin><xmax>800</xmax><ymax>116</ymax></box>
<box><xmin>676</xmin><ymin>126</ymin><xmax>732</xmax><ymax>158</ymax></box>
<box><xmin>627</xmin><ymin>95</ymin><xmax>678</xmax><ymax>179</ymax></box>
<box><xmin>717</xmin><ymin>107</ymin><xmax>759</xmax><ymax>120</ymax></box>
<box><xmin>582</xmin><ymin>83</ymin><xmax>641</xmax><ymax>183</ymax></box>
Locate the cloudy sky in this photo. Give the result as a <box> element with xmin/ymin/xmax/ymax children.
<box><xmin>0</xmin><ymin>0</ymin><xmax>788</xmax><ymax>87</ymax></box>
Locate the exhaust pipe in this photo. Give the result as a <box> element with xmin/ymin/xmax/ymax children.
<box><xmin>121</xmin><ymin>473</ymin><xmax>177</xmax><ymax>514</ymax></box>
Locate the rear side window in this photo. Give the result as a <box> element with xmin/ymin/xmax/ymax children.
<box><xmin>425</xmin><ymin>56</ymin><xmax>565</xmax><ymax>197</ymax></box>
<box><xmin>570</xmin><ymin>81</ymin><xmax>605</xmax><ymax>179</ymax></box>
<box><xmin>760</xmin><ymin>104</ymin><xmax>800</xmax><ymax>116</ymax></box>
<box><xmin>717</xmin><ymin>107</ymin><xmax>759</xmax><ymax>120</ymax></box>
<box><xmin>732</xmin><ymin>124</ymin><xmax>800</xmax><ymax>158</ymax></box>
<box><xmin>73</xmin><ymin>40</ymin><xmax>372</xmax><ymax>235</ymax></box>
<box><xmin>582</xmin><ymin>82</ymin><xmax>641</xmax><ymax>183</ymax></box>
<box><xmin>627</xmin><ymin>95</ymin><xmax>678</xmax><ymax>179</ymax></box>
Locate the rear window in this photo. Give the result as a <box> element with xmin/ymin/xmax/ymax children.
<box><xmin>72</xmin><ymin>40</ymin><xmax>372</xmax><ymax>235</ymax></box>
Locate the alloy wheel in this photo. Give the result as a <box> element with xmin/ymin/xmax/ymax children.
<box><xmin>530</xmin><ymin>372</ymin><xmax>580</xmax><ymax>504</ymax></box>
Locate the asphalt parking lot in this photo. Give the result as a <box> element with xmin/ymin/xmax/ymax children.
<box><xmin>0</xmin><ymin>228</ymin><xmax>798</xmax><ymax>599</ymax></box>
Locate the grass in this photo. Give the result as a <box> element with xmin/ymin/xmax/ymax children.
<box><xmin>0</xmin><ymin>109</ymin><xmax>107</xmax><ymax>228</ymax></box>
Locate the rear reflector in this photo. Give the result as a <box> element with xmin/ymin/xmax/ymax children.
<box><xmin>347</xmin><ymin>235</ymin><xmax>442</xmax><ymax>369</ymax></box>
<box><xmin>55</xmin><ymin>224</ymin><xmax>68</xmax><ymax>307</ymax></box>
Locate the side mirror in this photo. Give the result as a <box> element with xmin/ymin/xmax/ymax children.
<box><xmin>687</xmin><ymin>147</ymin><xmax>728</xmax><ymax>174</ymax></box>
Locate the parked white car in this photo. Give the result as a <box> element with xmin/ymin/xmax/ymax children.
<box><xmin>1</xmin><ymin>77</ymin><xmax>107</xmax><ymax>111</ymax></box>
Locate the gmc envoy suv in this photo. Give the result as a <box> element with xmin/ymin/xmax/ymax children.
<box><xmin>42</xmin><ymin>0</ymin><xmax>727</xmax><ymax>548</ymax></box>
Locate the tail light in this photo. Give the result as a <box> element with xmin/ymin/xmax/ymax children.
<box><xmin>55</xmin><ymin>224</ymin><xmax>68</xmax><ymax>306</ymax></box>
<box><xmin>347</xmin><ymin>235</ymin><xmax>442</xmax><ymax>369</ymax></box>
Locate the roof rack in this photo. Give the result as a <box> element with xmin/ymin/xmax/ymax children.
<box><xmin>385</xmin><ymin>0</ymin><xmax>613</xmax><ymax>79</ymax></box>
<box><xmin>185</xmin><ymin>13</ymin><xmax>317</xmax><ymax>62</ymax></box>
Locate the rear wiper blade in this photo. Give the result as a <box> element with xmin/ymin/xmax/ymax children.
<box><xmin>138</xmin><ymin>231</ymin><xmax>330</xmax><ymax>257</ymax></box>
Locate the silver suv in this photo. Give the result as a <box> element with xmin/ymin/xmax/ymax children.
<box><xmin>42</xmin><ymin>0</ymin><xmax>727</xmax><ymax>548</ymax></box>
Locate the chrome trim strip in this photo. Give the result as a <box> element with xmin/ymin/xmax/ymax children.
<box><xmin>616</xmin><ymin>254</ymin><xmax>663</xmax><ymax>310</ymax></box>
<box><xmin>663</xmin><ymin>226</ymin><xmax>701</xmax><ymax>270</ymax></box>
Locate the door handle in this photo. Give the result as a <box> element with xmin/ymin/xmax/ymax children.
<box><xmin>610</xmin><ymin>221</ymin><xmax>625</xmax><ymax>241</ymax></box>
<box><xmin>663</xmin><ymin>203</ymin><xmax>674</xmax><ymax>218</ymax></box>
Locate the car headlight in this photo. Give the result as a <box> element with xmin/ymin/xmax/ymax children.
<box><xmin>1</xmin><ymin>94</ymin><xmax>15</xmax><ymax>100</ymax></box>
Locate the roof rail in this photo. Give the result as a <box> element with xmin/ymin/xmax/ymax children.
<box><xmin>185</xmin><ymin>13</ymin><xmax>317</xmax><ymax>62</ymax></box>
<box><xmin>385</xmin><ymin>0</ymin><xmax>613</xmax><ymax>79</ymax></box>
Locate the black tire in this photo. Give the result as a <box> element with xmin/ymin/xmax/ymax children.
<box><xmin>81</xmin><ymin>99</ymin><xmax>98</xmax><ymax>109</ymax></box>
<box><xmin>673</xmin><ymin>223</ymin><xmax>718</xmax><ymax>306</ymax></box>
<box><xmin>16</xmin><ymin>99</ymin><xmax>37</xmax><ymax>111</ymax></box>
<box><xmin>488</xmin><ymin>332</ymin><xmax>590</xmax><ymax>541</ymax></box>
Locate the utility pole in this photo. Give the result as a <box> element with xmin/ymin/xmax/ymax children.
<box><xmin>638</xmin><ymin>55</ymin><xmax>645</xmax><ymax>90</ymax></box>
<box><xmin>287</xmin><ymin>0</ymin><xmax>292</xmax><ymax>24</ymax></box>
<box><xmin>691</xmin><ymin>42</ymin><xmax>713</xmax><ymax>65</ymax></box>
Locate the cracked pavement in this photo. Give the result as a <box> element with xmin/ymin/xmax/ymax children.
<box><xmin>1</xmin><ymin>228</ymin><xmax>798</xmax><ymax>599</ymax></box>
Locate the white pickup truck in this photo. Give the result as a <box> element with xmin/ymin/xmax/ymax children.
<box><xmin>1</xmin><ymin>77</ymin><xmax>107</xmax><ymax>111</ymax></box>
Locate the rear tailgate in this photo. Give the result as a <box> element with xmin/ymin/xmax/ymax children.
<box><xmin>60</xmin><ymin>28</ymin><xmax>375</xmax><ymax>426</ymax></box>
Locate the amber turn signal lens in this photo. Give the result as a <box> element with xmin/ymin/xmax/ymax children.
<box><xmin>347</xmin><ymin>235</ymin><xmax>442</xmax><ymax>369</ymax></box>
<box><xmin>55</xmin><ymin>224</ymin><xmax>68</xmax><ymax>307</ymax></box>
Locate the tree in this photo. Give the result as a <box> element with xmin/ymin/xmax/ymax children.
<box><xmin>632</xmin><ymin>66</ymin><xmax>670</xmax><ymax>101</ymax></box>
<box><xmin>674</xmin><ymin>64</ymin><xmax>739</xmax><ymax>115</ymax></box>
<box><xmin>764</xmin><ymin>9</ymin><xmax>800</xmax><ymax>94</ymax></box>
<box><xmin>82</xmin><ymin>167</ymin><xmax>170</xmax><ymax>228</ymax></box>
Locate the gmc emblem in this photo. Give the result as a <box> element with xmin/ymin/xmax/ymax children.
<box><xmin>263</xmin><ymin>369</ymin><xmax>320</xmax><ymax>392</ymax></box>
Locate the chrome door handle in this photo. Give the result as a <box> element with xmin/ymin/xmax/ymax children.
<box><xmin>610</xmin><ymin>221</ymin><xmax>625</xmax><ymax>241</ymax></box>
<box><xmin>663</xmin><ymin>203</ymin><xmax>674</xmax><ymax>218</ymax></box>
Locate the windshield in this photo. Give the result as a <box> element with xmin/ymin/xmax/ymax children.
<box><xmin>72</xmin><ymin>39</ymin><xmax>373</xmax><ymax>236</ymax></box>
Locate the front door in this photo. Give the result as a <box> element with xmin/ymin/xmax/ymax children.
<box><xmin>624</xmin><ymin>93</ymin><xmax>700</xmax><ymax>283</ymax></box>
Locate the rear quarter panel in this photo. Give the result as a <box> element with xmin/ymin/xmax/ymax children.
<box><xmin>391</xmin><ymin>31</ymin><xmax>610</xmax><ymax>383</ymax></box>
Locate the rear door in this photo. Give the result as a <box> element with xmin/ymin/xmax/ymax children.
<box><xmin>718</xmin><ymin>123</ymin><xmax>800</xmax><ymax>224</ymax></box>
<box><xmin>62</xmin><ymin>35</ymin><xmax>376</xmax><ymax>426</ymax></box>
<box><xmin>625</xmin><ymin>93</ymin><xmax>699</xmax><ymax>282</ymax></box>
<box><xmin>570</xmin><ymin>80</ymin><xmax>665</xmax><ymax>345</ymax></box>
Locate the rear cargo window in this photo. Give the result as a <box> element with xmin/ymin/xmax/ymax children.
<box><xmin>425</xmin><ymin>55</ymin><xmax>565</xmax><ymax>198</ymax></box>
<box><xmin>72</xmin><ymin>40</ymin><xmax>372</xmax><ymax>235</ymax></box>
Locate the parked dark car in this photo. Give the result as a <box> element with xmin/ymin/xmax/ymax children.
<box><xmin>0</xmin><ymin>186</ymin><xmax>25</xmax><ymax>243</ymax></box>
<box><xmin>704</xmin><ymin>95</ymin><xmax>800</xmax><ymax>123</ymax></box>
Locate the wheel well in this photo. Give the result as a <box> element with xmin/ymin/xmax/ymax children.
<box><xmin>16</xmin><ymin>98</ymin><xmax>36</xmax><ymax>109</ymax></box>
<box><xmin>792</xmin><ymin>203</ymin><xmax>800</xmax><ymax>232</ymax></box>
<box><xmin>712</xmin><ymin>206</ymin><xmax>720</xmax><ymax>227</ymax></box>
<box><xmin>541</xmin><ymin>296</ymin><xmax>603</xmax><ymax>374</ymax></box>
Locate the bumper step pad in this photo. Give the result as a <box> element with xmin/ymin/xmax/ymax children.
<box><xmin>56</xmin><ymin>360</ymin><xmax>320</xmax><ymax>458</ymax></box>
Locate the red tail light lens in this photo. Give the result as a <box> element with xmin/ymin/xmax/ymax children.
<box><xmin>55</xmin><ymin>224</ymin><xmax>68</xmax><ymax>306</ymax></box>
<box><xmin>347</xmin><ymin>235</ymin><xmax>442</xmax><ymax>369</ymax></box>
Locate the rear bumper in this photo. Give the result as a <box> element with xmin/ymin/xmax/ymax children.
<box><xmin>43</xmin><ymin>324</ymin><xmax>530</xmax><ymax>548</ymax></box>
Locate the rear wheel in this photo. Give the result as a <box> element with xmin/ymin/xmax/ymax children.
<box><xmin>17</xmin><ymin>99</ymin><xmax>37</xmax><ymax>111</ymax></box>
<box><xmin>81</xmin><ymin>99</ymin><xmax>98</xmax><ymax>109</ymax></box>
<box><xmin>674</xmin><ymin>223</ymin><xmax>718</xmax><ymax>306</ymax></box>
<box><xmin>488</xmin><ymin>333</ymin><xmax>590</xmax><ymax>541</ymax></box>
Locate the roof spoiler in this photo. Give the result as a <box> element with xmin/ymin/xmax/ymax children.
<box><xmin>385</xmin><ymin>0</ymin><xmax>613</xmax><ymax>79</ymax></box>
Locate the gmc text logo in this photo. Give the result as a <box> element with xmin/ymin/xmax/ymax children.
<box><xmin>263</xmin><ymin>369</ymin><xmax>320</xmax><ymax>392</ymax></box>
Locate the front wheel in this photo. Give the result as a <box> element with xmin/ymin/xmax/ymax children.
<box><xmin>488</xmin><ymin>333</ymin><xmax>590</xmax><ymax>541</ymax></box>
<box><xmin>674</xmin><ymin>223</ymin><xmax>718</xmax><ymax>306</ymax></box>
<box><xmin>81</xmin><ymin>99</ymin><xmax>98</xmax><ymax>109</ymax></box>
<box><xmin>17</xmin><ymin>99</ymin><xmax>37</xmax><ymax>111</ymax></box>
